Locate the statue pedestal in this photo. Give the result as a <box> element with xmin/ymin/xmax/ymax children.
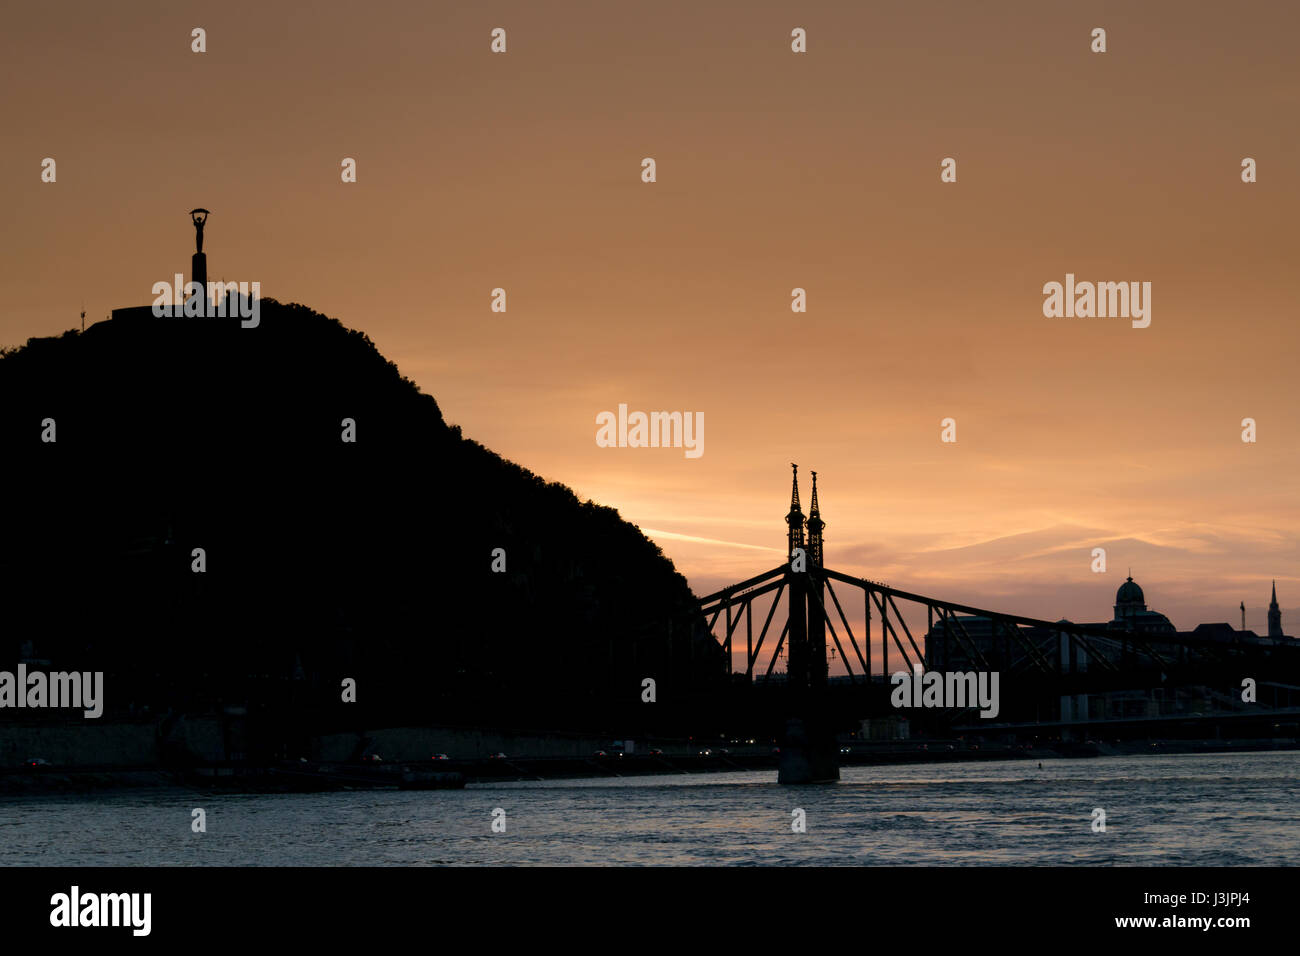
<box><xmin>191</xmin><ymin>252</ymin><xmax>207</xmax><ymax>293</ymax></box>
<box><xmin>189</xmin><ymin>253</ymin><xmax>208</xmax><ymax>315</ymax></box>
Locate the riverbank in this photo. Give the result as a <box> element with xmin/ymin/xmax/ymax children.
<box><xmin>2</xmin><ymin>737</ymin><xmax>1295</xmax><ymax>795</ymax></box>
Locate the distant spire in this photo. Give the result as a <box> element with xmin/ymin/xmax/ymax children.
<box><xmin>1272</xmin><ymin>580</ymin><xmax>1278</xmax><ymax>603</ymax></box>
<box><xmin>1269</xmin><ymin>579</ymin><xmax>1283</xmax><ymax>638</ymax></box>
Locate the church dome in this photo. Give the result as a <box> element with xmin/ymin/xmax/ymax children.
<box><xmin>1116</xmin><ymin>576</ymin><xmax>1144</xmax><ymax>605</ymax></box>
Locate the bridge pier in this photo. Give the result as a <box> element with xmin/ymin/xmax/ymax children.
<box><xmin>777</xmin><ymin>717</ymin><xmax>839</xmax><ymax>784</ymax></box>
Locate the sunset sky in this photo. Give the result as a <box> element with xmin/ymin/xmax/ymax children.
<box><xmin>3</xmin><ymin>1</ymin><xmax>1297</xmax><ymax>669</ymax></box>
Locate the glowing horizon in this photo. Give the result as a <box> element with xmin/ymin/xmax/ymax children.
<box><xmin>4</xmin><ymin>0</ymin><xmax>1296</xmax><ymax>654</ymax></box>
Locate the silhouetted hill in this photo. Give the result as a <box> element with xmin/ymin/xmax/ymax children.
<box><xmin>0</xmin><ymin>301</ymin><xmax>719</xmax><ymax>747</ymax></box>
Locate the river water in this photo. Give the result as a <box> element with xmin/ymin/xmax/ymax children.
<box><xmin>3</xmin><ymin>751</ymin><xmax>1296</xmax><ymax>865</ymax></box>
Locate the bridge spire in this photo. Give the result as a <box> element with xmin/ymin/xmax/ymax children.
<box><xmin>785</xmin><ymin>463</ymin><xmax>805</xmax><ymax>558</ymax></box>
<box><xmin>806</xmin><ymin>470</ymin><xmax>824</xmax><ymax>569</ymax></box>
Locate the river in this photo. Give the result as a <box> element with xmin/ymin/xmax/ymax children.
<box><xmin>2</xmin><ymin>751</ymin><xmax>1296</xmax><ymax>865</ymax></box>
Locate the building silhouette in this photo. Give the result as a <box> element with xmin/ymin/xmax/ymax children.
<box><xmin>926</xmin><ymin>573</ymin><xmax>1293</xmax><ymax>677</ymax></box>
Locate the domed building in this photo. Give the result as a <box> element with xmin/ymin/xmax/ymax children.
<box><xmin>1108</xmin><ymin>574</ymin><xmax>1175</xmax><ymax>633</ymax></box>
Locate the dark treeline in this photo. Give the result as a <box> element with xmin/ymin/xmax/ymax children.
<box><xmin>0</xmin><ymin>302</ymin><xmax>724</xmax><ymax>754</ymax></box>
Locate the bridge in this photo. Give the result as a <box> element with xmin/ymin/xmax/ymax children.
<box><xmin>692</xmin><ymin>466</ymin><xmax>1300</xmax><ymax>783</ymax></box>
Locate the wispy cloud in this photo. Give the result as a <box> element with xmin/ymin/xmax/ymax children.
<box><xmin>639</xmin><ymin>528</ymin><xmax>784</xmax><ymax>553</ymax></box>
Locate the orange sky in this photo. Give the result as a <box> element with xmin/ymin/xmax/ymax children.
<box><xmin>3</xmin><ymin>1</ymin><xmax>1298</xmax><ymax>668</ymax></box>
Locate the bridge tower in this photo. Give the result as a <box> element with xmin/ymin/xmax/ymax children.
<box><xmin>778</xmin><ymin>464</ymin><xmax>839</xmax><ymax>784</ymax></box>
<box><xmin>785</xmin><ymin>464</ymin><xmax>808</xmax><ymax>692</ymax></box>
